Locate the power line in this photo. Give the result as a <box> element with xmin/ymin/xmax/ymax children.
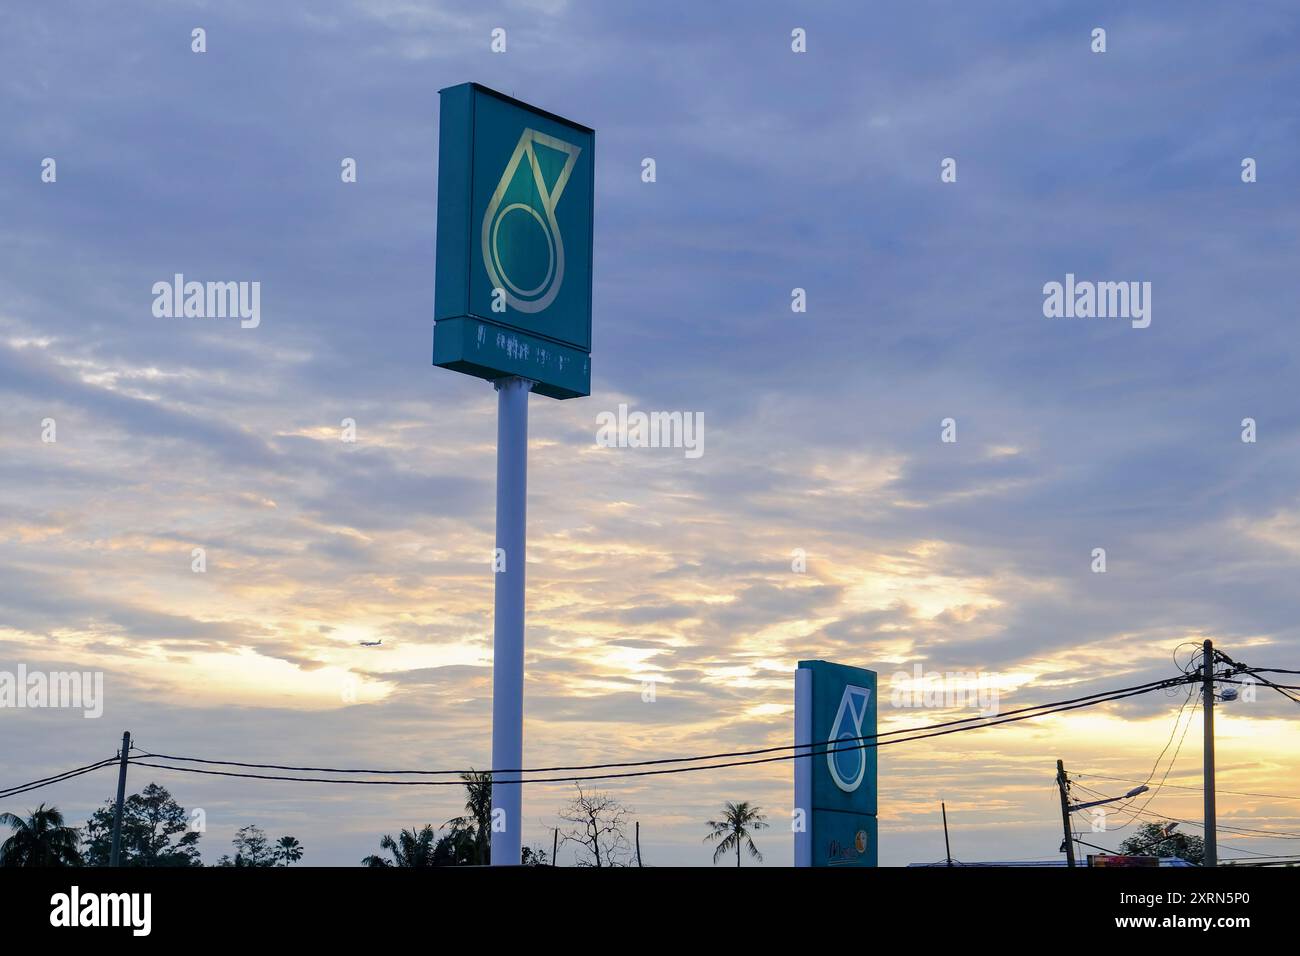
<box><xmin>129</xmin><ymin>674</ymin><xmax>1198</xmax><ymax>780</ymax></box>
<box><xmin>1256</xmin><ymin>675</ymin><xmax>1300</xmax><ymax>705</ymax></box>
<box><xmin>1219</xmin><ymin>678</ymin><xmax>1300</xmax><ymax>691</ymax></box>
<box><xmin>1098</xmin><ymin>688</ymin><xmax>1200</xmax><ymax>832</ymax></box>
<box><xmin>122</xmin><ymin>678</ymin><xmax>1199</xmax><ymax>787</ymax></box>
<box><xmin>1069</xmin><ymin>785</ymin><xmax>1297</xmax><ymax>857</ymax></box>
<box><xmin>1124</xmin><ymin>803</ymin><xmax>1300</xmax><ymax>841</ymax></box>
<box><xmin>1216</xmin><ymin>656</ymin><xmax>1300</xmax><ymax>703</ymax></box>
<box><xmin>1075</xmin><ymin>771</ymin><xmax>1300</xmax><ymax>803</ymax></box>
<box><xmin>1068</xmin><ymin>650</ymin><xmax>1300</xmax><ymax>843</ymax></box>
<box><xmin>1060</xmin><ymin>685</ymin><xmax>1197</xmax><ymax>843</ymax></box>
<box><xmin>0</xmin><ymin>757</ymin><xmax>118</xmax><ymax>801</ymax></box>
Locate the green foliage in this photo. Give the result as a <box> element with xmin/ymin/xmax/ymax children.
<box><xmin>216</xmin><ymin>824</ymin><xmax>291</xmax><ymax>867</ymax></box>
<box><xmin>362</xmin><ymin>825</ymin><xmax>439</xmax><ymax>867</ymax></box>
<box><xmin>0</xmin><ymin>804</ymin><xmax>83</xmax><ymax>867</ymax></box>
<box><xmin>1118</xmin><ymin>822</ymin><xmax>1205</xmax><ymax>864</ymax></box>
<box><xmin>443</xmin><ymin>770</ymin><xmax>492</xmax><ymax>866</ymax></box>
<box><xmin>274</xmin><ymin>835</ymin><xmax>304</xmax><ymax>866</ymax></box>
<box><xmin>363</xmin><ymin>771</ymin><xmax>497</xmax><ymax>867</ymax></box>
<box><xmin>520</xmin><ymin>845</ymin><xmax>550</xmax><ymax>866</ymax></box>
<box><xmin>704</xmin><ymin>801</ymin><xmax>768</xmax><ymax>867</ymax></box>
<box><xmin>82</xmin><ymin>783</ymin><xmax>200</xmax><ymax>867</ymax></box>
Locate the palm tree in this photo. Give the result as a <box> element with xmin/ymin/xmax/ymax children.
<box><xmin>361</xmin><ymin>825</ymin><xmax>437</xmax><ymax>867</ymax></box>
<box><xmin>445</xmin><ymin>770</ymin><xmax>492</xmax><ymax>865</ymax></box>
<box><xmin>274</xmin><ymin>835</ymin><xmax>304</xmax><ymax>866</ymax></box>
<box><xmin>0</xmin><ymin>804</ymin><xmax>83</xmax><ymax>867</ymax></box>
<box><xmin>704</xmin><ymin>801</ymin><xmax>768</xmax><ymax>867</ymax></box>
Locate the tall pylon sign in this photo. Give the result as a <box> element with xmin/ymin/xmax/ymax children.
<box><xmin>794</xmin><ymin>660</ymin><xmax>879</xmax><ymax>866</ymax></box>
<box><xmin>434</xmin><ymin>82</ymin><xmax>594</xmax><ymax>399</ymax></box>
<box><xmin>433</xmin><ymin>83</ymin><xmax>595</xmax><ymax>864</ymax></box>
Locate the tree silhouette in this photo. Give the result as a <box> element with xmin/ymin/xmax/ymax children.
<box><xmin>0</xmin><ymin>804</ymin><xmax>82</xmax><ymax>867</ymax></box>
<box><xmin>444</xmin><ymin>770</ymin><xmax>492</xmax><ymax>865</ymax></box>
<box><xmin>704</xmin><ymin>801</ymin><xmax>768</xmax><ymax>867</ymax></box>
<box><xmin>361</xmin><ymin>825</ymin><xmax>438</xmax><ymax>867</ymax></box>
<box><xmin>82</xmin><ymin>783</ymin><xmax>200</xmax><ymax>867</ymax></box>
<box><xmin>1119</xmin><ymin>822</ymin><xmax>1205</xmax><ymax>864</ymax></box>
<box><xmin>558</xmin><ymin>785</ymin><xmax>633</xmax><ymax>867</ymax></box>
<box><xmin>274</xmin><ymin>835</ymin><xmax>304</xmax><ymax>866</ymax></box>
<box><xmin>217</xmin><ymin>825</ymin><xmax>278</xmax><ymax>867</ymax></box>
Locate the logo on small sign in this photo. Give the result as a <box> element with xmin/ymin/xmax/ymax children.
<box><xmin>827</xmin><ymin>684</ymin><xmax>872</xmax><ymax>792</ymax></box>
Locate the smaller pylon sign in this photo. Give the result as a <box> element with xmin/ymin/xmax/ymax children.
<box><xmin>794</xmin><ymin>660</ymin><xmax>878</xmax><ymax>866</ymax></box>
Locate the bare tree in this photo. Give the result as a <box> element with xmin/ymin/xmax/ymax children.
<box><xmin>557</xmin><ymin>785</ymin><xmax>633</xmax><ymax>867</ymax></box>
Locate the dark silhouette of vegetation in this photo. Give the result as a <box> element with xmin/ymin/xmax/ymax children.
<box><xmin>704</xmin><ymin>801</ymin><xmax>768</xmax><ymax>866</ymax></box>
<box><xmin>275</xmin><ymin>835</ymin><xmax>304</xmax><ymax>866</ymax></box>
<box><xmin>558</xmin><ymin>785</ymin><xmax>633</xmax><ymax>867</ymax></box>
<box><xmin>444</xmin><ymin>770</ymin><xmax>493</xmax><ymax>866</ymax></box>
<box><xmin>4</xmin><ymin>785</ymin><xmax>299</xmax><ymax>867</ymax></box>
<box><xmin>0</xmin><ymin>804</ymin><xmax>83</xmax><ymax>867</ymax></box>
<box><xmin>1119</xmin><ymin>822</ymin><xmax>1205</xmax><ymax>864</ymax></box>
<box><xmin>216</xmin><ymin>824</ymin><xmax>302</xmax><ymax>867</ymax></box>
<box><xmin>362</xmin><ymin>825</ymin><xmax>439</xmax><ymax>867</ymax></box>
<box><xmin>520</xmin><ymin>844</ymin><xmax>550</xmax><ymax>866</ymax></box>
<box><xmin>362</xmin><ymin>770</ymin><xmax>499</xmax><ymax>866</ymax></box>
<box><xmin>82</xmin><ymin>783</ymin><xmax>200</xmax><ymax>867</ymax></box>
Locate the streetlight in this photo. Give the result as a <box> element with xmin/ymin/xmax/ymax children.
<box><xmin>1068</xmin><ymin>784</ymin><xmax>1149</xmax><ymax>813</ymax></box>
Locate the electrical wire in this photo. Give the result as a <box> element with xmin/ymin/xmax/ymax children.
<box><xmin>1173</xmin><ymin>642</ymin><xmax>1204</xmax><ymax>676</ymax></box>
<box><xmin>1062</xmin><ymin>686</ymin><xmax>1197</xmax><ymax>835</ymax></box>
<box><xmin>1215</xmin><ymin>655</ymin><xmax>1300</xmax><ymax>703</ymax></box>
<box><xmin>1121</xmin><ymin>803</ymin><xmax>1300</xmax><ymax>841</ymax></box>
<box><xmin>1098</xmin><ymin>688</ymin><xmax>1200</xmax><ymax>831</ymax></box>
<box><xmin>123</xmin><ymin>679</ymin><xmax>1198</xmax><ymax>787</ymax></box>
<box><xmin>128</xmin><ymin>674</ymin><xmax>1198</xmax><ymax>780</ymax></box>
<box><xmin>1074</xmin><ymin>771</ymin><xmax>1300</xmax><ymax>803</ymax></box>
<box><xmin>1255</xmin><ymin>675</ymin><xmax>1300</xmax><ymax>705</ymax></box>
<box><xmin>0</xmin><ymin>757</ymin><xmax>119</xmax><ymax>800</ymax></box>
<box><xmin>1067</xmin><ymin>785</ymin><xmax>1292</xmax><ymax>858</ymax></box>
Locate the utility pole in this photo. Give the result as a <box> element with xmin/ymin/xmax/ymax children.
<box><xmin>1056</xmin><ymin>759</ymin><xmax>1076</xmax><ymax>867</ymax></box>
<box><xmin>1202</xmin><ymin>638</ymin><xmax>1217</xmax><ymax>867</ymax></box>
<box><xmin>109</xmin><ymin>731</ymin><xmax>131</xmax><ymax>867</ymax></box>
<box><xmin>941</xmin><ymin>802</ymin><xmax>953</xmax><ymax>867</ymax></box>
<box><xmin>551</xmin><ymin>827</ymin><xmax>558</xmax><ymax>867</ymax></box>
<box><xmin>635</xmin><ymin>821</ymin><xmax>642</xmax><ymax>867</ymax></box>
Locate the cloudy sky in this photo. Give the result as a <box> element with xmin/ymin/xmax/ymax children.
<box><xmin>3</xmin><ymin>0</ymin><xmax>1299</xmax><ymax>866</ymax></box>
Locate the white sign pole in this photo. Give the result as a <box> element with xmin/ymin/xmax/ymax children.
<box><xmin>491</xmin><ymin>375</ymin><xmax>531</xmax><ymax>865</ymax></box>
<box><xmin>794</xmin><ymin>667</ymin><xmax>812</xmax><ymax>866</ymax></box>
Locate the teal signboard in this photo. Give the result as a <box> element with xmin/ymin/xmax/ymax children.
<box><xmin>433</xmin><ymin>83</ymin><xmax>594</xmax><ymax>399</ymax></box>
<box><xmin>795</xmin><ymin>660</ymin><xmax>878</xmax><ymax>867</ymax></box>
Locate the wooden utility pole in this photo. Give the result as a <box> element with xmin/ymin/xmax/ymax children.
<box><xmin>635</xmin><ymin>820</ymin><xmax>642</xmax><ymax>867</ymax></box>
<box><xmin>1202</xmin><ymin>639</ymin><xmax>1217</xmax><ymax>866</ymax></box>
<box><xmin>1056</xmin><ymin>758</ymin><xmax>1076</xmax><ymax>867</ymax></box>
<box><xmin>941</xmin><ymin>802</ymin><xmax>953</xmax><ymax>866</ymax></box>
<box><xmin>108</xmin><ymin>731</ymin><xmax>131</xmax><ymax>867</ymax></box>
<box><xmin>552</xmin><ymin>827</ymin><xmax>558</xmax><ymax>867</ymax></box>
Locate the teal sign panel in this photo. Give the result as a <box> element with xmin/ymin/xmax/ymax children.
<box><xmin>434</xmin><ymin>83</ymin><xmax>594</xmax><ymax>399</ymax></box>
<box><xmin>800</xmin><ymin>660</ymin><xmax>878</xmax><ymax>866</ymax></box>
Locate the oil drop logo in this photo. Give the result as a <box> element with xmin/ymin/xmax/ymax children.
<box><xmin>827</xmin><ymin>685</ymin><xmax>872</xmax><ymax>792</ymax></box>
<box><xmin>482</xmin><ymin>128</ymin><xmax>581</xmax><ymax>314</ymax></box>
